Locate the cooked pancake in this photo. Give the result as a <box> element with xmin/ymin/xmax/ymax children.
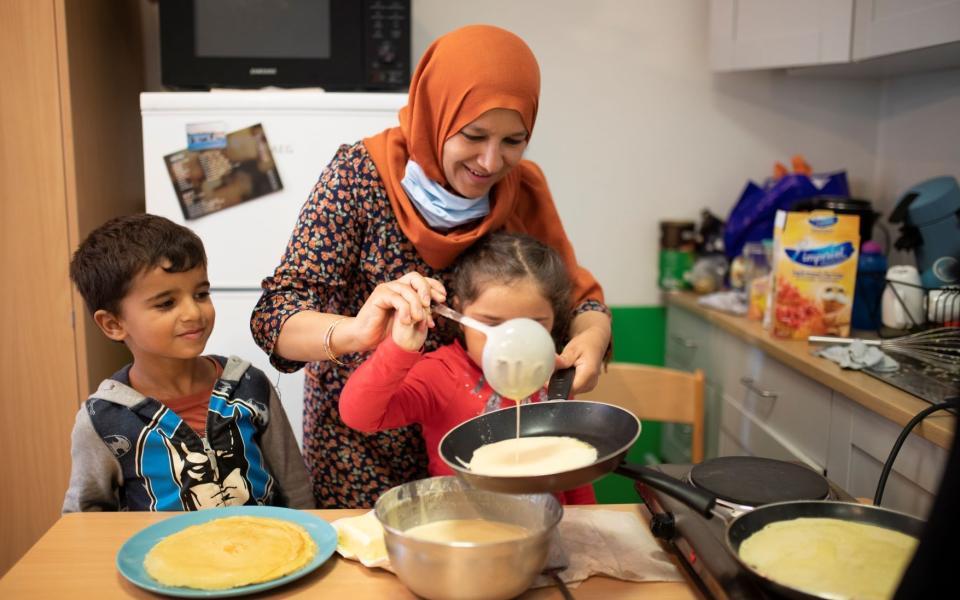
<box><xmin>468</xmin><ymin>435</ymin><xmax>597</xmax><ymax>476</ymax></box>
<box><xmin>144</xmin><ymin>516</ymin><xmax>317</xmax><ymax>590</ymax></box>
<box><xmin>739</xmin><ymin>517</ymin><xmax>917</xmax><ymax>600</ymax></box>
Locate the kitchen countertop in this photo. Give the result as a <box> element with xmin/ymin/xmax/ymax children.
<box><xmin>0</xmin><ymin>505</ymin><xmax>701</xmax><ymax>600</ymax></box>
<box><xmin>666</xmin><ymin>291</ymin><xmax>954</xmax><ymax>450</ymax></box>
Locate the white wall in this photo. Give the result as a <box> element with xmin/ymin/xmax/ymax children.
<box><xmin>413</xmin><ymin>0</ymin><xmax>880</xmax><ymax>305</ymax></box>
<box><xmin>873</xmin><ymin>68</ymin><xmax>960</xmax><ymax>211</ymax></box>
<box><xmin>871</xmin><ymin>68</ymin><xmax>960</xmax><ymax>265</ymax></box>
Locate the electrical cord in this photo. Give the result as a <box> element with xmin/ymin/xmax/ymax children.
<box><xmin>874</xmin><ymin>396</ymin><xmax>960</xmax><ymax>506</ymax></box>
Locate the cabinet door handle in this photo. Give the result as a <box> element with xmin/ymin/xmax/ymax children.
<box><xmin>739</xmin><ymin>376</ymin><xmax>778</xmax><ymax>399</ymax></box>
<box><xmin>670</xmin><ymin>334</ymin><xmax>698</xmax><ymax>349</ymax></box>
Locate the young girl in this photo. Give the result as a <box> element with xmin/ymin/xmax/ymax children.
<box><xmin>339</xmin><ymin>232</ymin><xmax>595</xmax><ymax>504</ymax></box>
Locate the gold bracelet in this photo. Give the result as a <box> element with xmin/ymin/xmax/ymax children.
<box><xmin>323</xmin><ymin>317</ymin><xmax>349</xmax><ymax>367</ymax></box>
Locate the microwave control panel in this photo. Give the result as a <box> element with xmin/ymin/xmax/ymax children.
<box><xmin>365</xmin><ymin>0</ymin><xmax>411</xmax><ymax>89</ymax></box>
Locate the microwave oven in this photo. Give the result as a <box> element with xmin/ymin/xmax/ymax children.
<box><xmin>159</xmin><ymin>0</ymin><xmax>411</xmax><ymax>91</ymax></box>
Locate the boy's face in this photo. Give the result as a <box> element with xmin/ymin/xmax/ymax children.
<box><xmin>94</xmin><ymin>262</ymin><xmax>214</xmax><ymax>362</ymax></box>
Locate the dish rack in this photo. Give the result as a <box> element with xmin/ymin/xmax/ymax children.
<box><xmin>877</xmin><ymin>278</ymin><xmax>959</xmax><ymax>333</ymax></box>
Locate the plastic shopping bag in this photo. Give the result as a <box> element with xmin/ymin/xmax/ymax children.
<box><xmin>724</xmin><ymin>165</ymin><xmax>849</xmax><ymax>261</ymax></box>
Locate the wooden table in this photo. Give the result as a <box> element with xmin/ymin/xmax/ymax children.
<box><xmin>0</xmin><ymin>505</ymin><xmax>701</xmax><ymax>599</ymax></box>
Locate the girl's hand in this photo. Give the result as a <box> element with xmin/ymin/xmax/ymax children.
<box><xmin>555</xmin><ymin>312</ymin><xmax>612</xmax><ymax>395</ymax></box>
<box><xmin>349</xmin><ymin>272</ymin><xmax>446</xmax><ymax>351</ymax></box>
<box><xmin>392</xmin><ymin>312</ymin><xmax>429</xmax><ymax>352</ymax></box>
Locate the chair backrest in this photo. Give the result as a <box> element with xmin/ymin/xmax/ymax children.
<box><xmin>577</xmin><ymin>363</ymin><xmax>705</xmax><ymax>463</ymax></box>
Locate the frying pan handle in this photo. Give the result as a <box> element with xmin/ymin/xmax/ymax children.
<box><xmin>547</xmin><ymin>367</ymin><xmax>576</xmax><ymax>400</ymax></box>
<box><xmin>614</xmin><ymin>464</ymin><xmax>716</xmax><ymax>518</ymax></box>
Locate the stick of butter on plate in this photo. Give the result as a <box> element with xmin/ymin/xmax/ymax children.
<box><xmin>331</xmin><ymin>510</ymin><xmax>391</xmax><ymax>571</ymax></box>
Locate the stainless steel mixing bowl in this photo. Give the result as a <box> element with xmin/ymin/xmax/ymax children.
<box><xmin>374</xmin><ymin>476</ymin><xmax>562</xmax><ymax>600</ymax></box>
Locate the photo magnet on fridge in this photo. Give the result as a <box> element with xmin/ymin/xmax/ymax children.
<box><xmin>164</xmin><ymin>123</ymin><xmax>283</xmax><ymax>220</ymax></box>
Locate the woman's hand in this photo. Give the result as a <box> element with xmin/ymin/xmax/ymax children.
<box><xmin>555</xmin><ymin>311</ymin><xmax>612</xmax><ymax>395</ymax></box>
<box><xmin>347</xmin><ymin>272</ymin><xmax>446</xmax><ymax>352</ymax></box>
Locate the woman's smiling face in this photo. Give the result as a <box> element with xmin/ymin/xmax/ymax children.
<box><xmin>441</xmin><ymin>108</ymin><xmax>528</xmax><ymax>199</ymax></box>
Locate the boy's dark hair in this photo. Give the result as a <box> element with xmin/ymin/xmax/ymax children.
<box><xmin>70</xmin><ymin>214</ymin><xmax>207</xmax><ymax>315</ymax></box>
<box><xmin>451</xmin><ymin>231</ymin><xmax>573</xmax><ymax>349</ymax></box>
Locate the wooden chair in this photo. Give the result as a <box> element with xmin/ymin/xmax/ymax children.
<box><xmin>578</xmin><ymin>363</ymin><xmax>706</xmax><ymax>463</ymax></box>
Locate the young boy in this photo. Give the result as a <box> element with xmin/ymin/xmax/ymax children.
<box><xmin>63</xmin><ymin>214</ymin><xmax>314</xmax><ymax>511</ymax></box>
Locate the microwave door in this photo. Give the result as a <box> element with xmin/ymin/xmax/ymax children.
<box><xmin>159</xmin><ymin>0</ymin><xmax>408</xmax><ymax>91</ymax></box>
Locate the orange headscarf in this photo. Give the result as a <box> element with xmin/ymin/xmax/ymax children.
<box><xmin>364</xmin><ymin>25</ymin><xmax>603</xmax><ymax>306</ymax></box>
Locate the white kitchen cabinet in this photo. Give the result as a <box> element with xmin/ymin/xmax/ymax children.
<box><xmin>710</xmin><ymin>0</ymin><xmax>960</xmax><ymax>73</ymax></box>
<box><xmin>723</xmin><ymin>348</ymin><xmax>833</xmax><ymax>470</ymax></box>
<box><xmin>666</xmin><ymin>301</ymin><xmax>832</xmax><ymax>467</ymax></box>
<box><xmin>663</xmin><ymin>306</ymin><xmax>722</xmax><ymax>461</ymax></box>
<box><xmin>665</xmin><ymin>304</ymin><xmax>715</xmax><ymax>374</ymax></box>
<box><xmin>721</xmin><ymin>391</ymin><xmax>826</xmax><ymax>472</ymax></box>
<box><xmin>710</xmin><ymin>0</ymin><xmax>854</xmax><ymax>71</ymax></box>
<box><xmin>852</xmin><ymin>0</ymin><xmax>960</xmax><ymax>60</ymax></box>
<box><xmin>666</xmin><ymin>300</ymin><xmax>949</xmax><ymax>517</ymax></box>
<box><xmin>712</xmin><ymin>314</ymin><xmax>831</xmax><ymax>472</ymax></box>
<box><xmin>827</xmin><ymin>392</ymin><xmax>948</xmax><ymax>517</ymax></box>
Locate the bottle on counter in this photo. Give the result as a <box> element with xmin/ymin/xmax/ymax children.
<box><xmin>743</xmin><ymin>241</ymin><xmax>772</xmax><ymax>320</ymax></box>
<box><xmin>658</xmin><ymin>221</ymin><xmax>696</xmax><ymax>291</ymax></box>
<box><xmin>851</xmin><ymin>241</ymin><xmax>887</xmax><ymax>331</ymax></box>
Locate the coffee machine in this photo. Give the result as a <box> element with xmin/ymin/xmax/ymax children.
<box><xmin>890</xmin><ymin>176</ymin><xmax>960</xmax><ymax>289</ymax></box>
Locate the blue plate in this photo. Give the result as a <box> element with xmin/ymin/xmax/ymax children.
<box><xmin>116</xmin><ymin>506</ymin><xmax>337</xmax><ymax>598</ymax></box>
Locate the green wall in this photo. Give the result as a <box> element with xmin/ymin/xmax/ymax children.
<box><xmin>591</xmin><ymin>305</ymin><xmax>666</xmax><ymax>504</ymax></box>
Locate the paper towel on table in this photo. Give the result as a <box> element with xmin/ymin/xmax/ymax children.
<box><xmin>697</xmin><ymin>290</ymin><xmax>748</xmax><ymax>316</ymax></box>
<box><xmin>531</xmin><ymin>507</ymin><xmax>683</xmax><ymax>588</ymax></box>
<box><xmin>332</xmin><ymin>507</ymin><xmax>683</xmax><ymax>588</ymax></box>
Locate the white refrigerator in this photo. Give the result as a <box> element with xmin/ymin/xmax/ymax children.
<box><xmin>142</xmin><ymin>91</ymin><xmax>406</xmax><ymax>447</ymax></box>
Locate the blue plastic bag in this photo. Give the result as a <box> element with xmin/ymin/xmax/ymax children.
<box><xmin>724</xmin><ymin>171</ymin><xmax>849</xmax><ymax>260</ymax></box>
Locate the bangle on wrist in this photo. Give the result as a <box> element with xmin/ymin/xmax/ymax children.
<box><xmin>323</xmin><ymin>317</ymin><xmax>350</xmax><ymax>367</ymax></box>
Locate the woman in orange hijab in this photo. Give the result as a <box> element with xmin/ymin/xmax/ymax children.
<box><xmin>252</xmin><ymin>25</ymin><xmax>611</xmax><ymax>508</ymax></box>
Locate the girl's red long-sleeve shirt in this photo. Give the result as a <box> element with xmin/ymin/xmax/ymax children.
<box><xmin>339</xmin><ymin>337</ymin><xmax>596</xmax><ymax>505</ymax></box>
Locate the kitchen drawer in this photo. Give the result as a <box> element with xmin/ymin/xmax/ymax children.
<box><xmin>719</xmin><ymin>428</ymin><xmax>750</xmax><ymax>457</ymax></box>
<box><xmin>725</xmin><ymin>353</ymin><xmax>832</xmax><ymax>468</ymax></box>
<box><xmin>712</xmin><ymin>326</ymin><xmax>760</xmax><ymax>391</ymax></box>
<box><xmin>827</xmin><ymin>393</ymin><xmax>948</xmax><ymax>517</ymax></box>
<box><xmin>720</xmin><ymin>393</ymin><xmax>825</xmax><ymax>472</ymax></box>
<box><xmin>665</xmin><ymin>305</ymin><xmax>713</xmax><ymax>375</ymax></box>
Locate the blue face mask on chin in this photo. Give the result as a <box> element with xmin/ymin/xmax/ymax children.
<box><xmin>401</xmin><ymin>160</ymin><xmax>491</xmax><ymax>231</ymax></box>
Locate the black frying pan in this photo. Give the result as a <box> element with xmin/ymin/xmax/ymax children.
<box><xmin>438</xmin><ymin>399</ymin><xmax>925</xmax><ymax>599</ymax></box>
<box><xmin>725</xmin><ymin>499</ymin><xmax>925</xmax><ymax>600</ymax></box>
<box><xmin>439</xmin><ymin>399</ymin><xmax>716</xmax><ymax>516</ymax></box>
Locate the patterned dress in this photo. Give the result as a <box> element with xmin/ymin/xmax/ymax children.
<box><xmin>251</xmin><ymin>142</ymin><xmax>606</xmax><ymax>508</ymax></box>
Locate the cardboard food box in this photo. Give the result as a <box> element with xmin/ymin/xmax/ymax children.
<box><xmin>765</xmin><ymin>210</ymin><xmax>860</xmax><ymax>339</ymax></box>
